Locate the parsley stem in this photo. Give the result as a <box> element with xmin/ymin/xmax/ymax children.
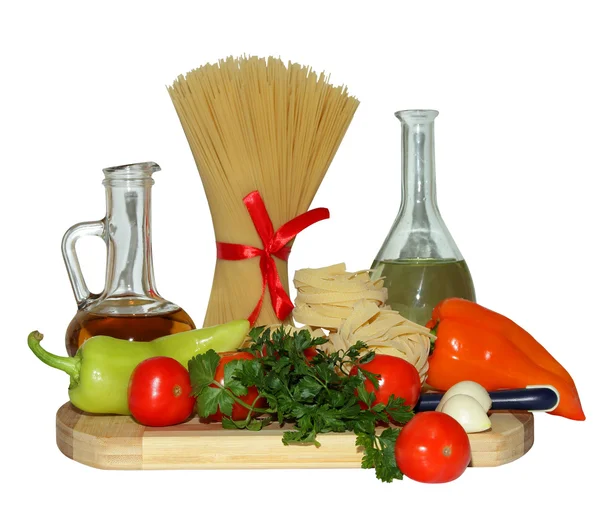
<box><xmin>308</xmin><ymin>373</ymin><xmax>330</xmax><ymax>393</ymax></box>
<box><xmin>213</xmin><ymin>380</ymin><xmax>276</xmax><ymax>414</ymax></box>
<box><xmin>243</xmin><ymin>395</ymin><xmax>271</xmax><ymax>427</ymax></box>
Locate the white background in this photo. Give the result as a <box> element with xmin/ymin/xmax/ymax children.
<box><xmin>2</xmin><ymin>0</ymin><xmax>598</xmax><ymax>506</ymax></box>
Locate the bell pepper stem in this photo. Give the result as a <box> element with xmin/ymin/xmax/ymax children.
<box><xmin>429</xmin><ymin>324</ymin><xmax>438</xmax><ymax>354</ymax></box>
<box><xmin>28</xmin><ymin>331</ymin><xmax>80</xmax><ymax>381</ymax></box>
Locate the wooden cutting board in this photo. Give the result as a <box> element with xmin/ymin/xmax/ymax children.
<box><xmin>56</xmin><ymin>402</ymin><xmax>534</xmax><ymax>470</ymax></box>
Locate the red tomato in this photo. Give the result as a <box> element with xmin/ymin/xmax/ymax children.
<box><xmin>395</xmin><ymin>411</ymin><xmax>471</xmax><ymax>483</ymax></box>
<box><xmin>259</xmin><ymin>344</ymin><xmax>318</xmax><ymax>363</ymax></box>
<box><xmin>303</xmin><ymin>346</ymin><xmax>318</xmax><ymax>363</ymax></box>
<box><xmin>210</xmin><ymin>351</ymin><xmax>265</xmax><ymax>422</ymax></box>
<box><xmin>349</xmin><ymin>354</ymin><xmax>422</xmax><ymax>416</ymax></box>
<box><xmin>128</xmin><ymin>356</ymin><xmax>195</xmax><ymax>427</ymax></box>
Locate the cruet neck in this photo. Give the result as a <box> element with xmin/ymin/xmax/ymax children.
<box><xmin>102</xmin><ymin>161</ymin><xmax>160</xmax><ymax>187</ymax></box>
<box><xmin>396</xmin><ymin>110</ymin><xmax>439</xmax><ymax>210</ymax></box>
<box><xmin>101</xmin><ymin>161</ymin><xmax>161</xmax><ymax>301</ymax></box>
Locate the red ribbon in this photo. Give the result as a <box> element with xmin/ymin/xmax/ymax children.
<box><xmin>216</xmin><ymin>190</ymin><xmax>330</xmax><ymax>326</ymax></box>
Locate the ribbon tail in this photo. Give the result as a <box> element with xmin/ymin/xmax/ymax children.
<box><xmin>263</xmin><ymin>255</ymin><xmax>294</xmax><ymax>321</ymax></box>
<box><xmin>270</xmin><ymin>207</ymin><xmax>330</xmax><ymax>252</ymax></box>
<box><xmin>248</xmin><ymin>258</ymin><xmax>268</xmax><ymax>326</ymax></box>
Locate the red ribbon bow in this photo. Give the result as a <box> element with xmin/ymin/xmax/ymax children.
<box><xmin>216</xmin><ymin>190</ymin><xmax>329</xmax><ymax>326</ymax></box>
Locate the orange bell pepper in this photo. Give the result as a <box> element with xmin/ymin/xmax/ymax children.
<box><xmin>426</xmin><ymin>298</ymin><xmax>585</xmax><ymax>421</ymax></box>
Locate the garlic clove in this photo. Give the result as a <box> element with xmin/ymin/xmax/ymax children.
<box><xmin>437</xmin><ymin>394</ymin><xmax>492</xmax><ymax>433</ymax></box>
<box><xmin>437</xmin><ymin>380</ymin><xmax>492</xmax><ymax>412</ymax></box>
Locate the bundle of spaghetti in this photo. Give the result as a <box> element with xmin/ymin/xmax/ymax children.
<box><xmin>292</xmin><ymin>263</ymin><xmax>387</xmax><ymax>331</ymax></box>
<box><xmin>327</xmin><ymin>301</ymin><xmax>434</xmax><ymax>385</ymax></box>
<box><xmin>168</xmin><ymin>56</ymin><xmax>359</xmax><ymax>327</ymax></box>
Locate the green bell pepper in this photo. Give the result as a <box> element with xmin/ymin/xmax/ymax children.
<box><xmin>28</xmin><ymin>319</ymin><xmax>250</xmax><ymax>415</ymax></box>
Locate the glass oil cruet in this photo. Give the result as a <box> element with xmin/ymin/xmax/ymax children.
<box><xmin>62</xmin><ymin>162</ymin><xmax>196</xmax><ymax>356</ymax></box>
<box><xmin>370</xmin><ymin>110</ymin><xmax>476</xmax><ymax>327</ymax></box>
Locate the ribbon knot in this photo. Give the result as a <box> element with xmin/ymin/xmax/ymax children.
<box><xmin>216</xmin><ymin>190</ymin><xmax>330</xmax><ymax>326</ymax></box>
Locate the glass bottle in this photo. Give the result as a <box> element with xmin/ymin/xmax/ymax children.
<box><xmin>62</xmin><ymin>162</ymin><xmax>196</xmax><ymax>356</ymax></box>
<box><xmin>370</xmin><ymin>110</ymin><xmax>476</xmax><ymax>327</ymax></box>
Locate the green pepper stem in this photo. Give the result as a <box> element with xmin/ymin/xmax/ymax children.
<box><xmin>28</xmin><ymin>331</ymin><xmax>80</xmax><ymax>380</ymax></box>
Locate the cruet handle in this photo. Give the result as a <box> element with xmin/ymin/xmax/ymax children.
<box><xmin>61</xmin><ymin>220</ymin><xmax>106</xmax><ymax>308</ymax></box>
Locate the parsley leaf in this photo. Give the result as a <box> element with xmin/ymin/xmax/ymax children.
<box><xmin>188</xmin><ymin>349</ymin><xmax>220</xmax><ymax>396</ymax></box>
<box><xmin>385</xmin><ymin>395</ymin><xmax>414</xmax><ymax>425</ymax></box>
<box><xmin>223</xmin><ymin>359</ymin><xmax>248</xmax><ymax>397</ymax></box>
<box><xmin>355</xmin><ymin>428</ymin><xmax>403</xmax><ymax>483</ymax></box>
<box><xmin>197</xmin><ymin>386</ymin><xmax>233</xmax><ymax>418</ymax></box>
<box><xmin>188</xmin><ymin>326</ymin><xmax>416</xmax><ymax>484</ymax></box>
<box><xmin>292</xmin><ymin>376</ymin><xmax>323</xmax><ymax>401</ymax></box>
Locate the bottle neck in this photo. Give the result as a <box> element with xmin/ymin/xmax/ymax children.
<box><xmin>372</xmin><ymin>110</ymin><xmax>466</xmax><ymax>264</ymax></box>
<box><xmin>400</xmin><ymin>118</ymin><xmax>438</xmax><ymax>212</ymax></box>
<box><xmin>103</xmin><ymin>180</ymin><xmax>159</xmax><ymax>300</ymax></box>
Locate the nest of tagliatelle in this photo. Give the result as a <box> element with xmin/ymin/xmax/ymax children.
<box><xmin>291</xmin><ymin>263</ymin><xmax>434</xmax><ymax>385</ymax></box>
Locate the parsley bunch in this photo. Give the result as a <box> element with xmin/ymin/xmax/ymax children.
<box><xmin>188</xmin><ymin>326</ymin><xmax>414</xmax><ymax>482</ymax></box>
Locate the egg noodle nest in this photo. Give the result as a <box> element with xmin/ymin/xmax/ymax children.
<box><xmin>290</xmin><ymin>263</ymin><xmax>434</xmax><ymax>384</ymax></box>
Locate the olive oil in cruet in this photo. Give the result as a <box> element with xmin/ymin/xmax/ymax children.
<box><xmin>62</xmin><ymin>162</ymin><xmax>195</xmax><ymax>356</ymax></box>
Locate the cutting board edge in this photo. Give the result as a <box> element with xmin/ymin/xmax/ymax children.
<box><xmin>56</xmin><ymin>402</ymin><xmax>534</xmax><ymax>471</ymax></box>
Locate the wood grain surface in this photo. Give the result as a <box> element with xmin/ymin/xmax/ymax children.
<box><xmin>56</xmin><ymin>402</ymin><xmax>534</xmax><ymax>470</ymax></box>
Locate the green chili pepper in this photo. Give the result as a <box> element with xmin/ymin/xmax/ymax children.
<box><xmin>28</xmin><ymin>319</ymin><xmax>250</xmax><ymax>415</ymax></box>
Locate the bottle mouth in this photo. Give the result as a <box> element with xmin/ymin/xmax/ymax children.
<box><xmin>395</xmin><ymin>110</ymin><xmax>439</xmax><ymax>124</ymax></box>
<box><xmin>102</xmin><ymin>162</ymin><xmax>160</xmax><ymax>185</ymax></box>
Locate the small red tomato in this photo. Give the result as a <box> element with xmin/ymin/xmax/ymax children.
<box><xmin>395</xmin><ymin>411</ymin><xmax>471</xmax><ymax>483</ymax></box>
<box><xmin>128</xmin><ymin>356</ymin><xmax>195</xmax><ymax>427</ymax></box>
<box><xmin>259</xmin><ymin>344</ymin><xmax>317</xmax><ymax>364</ymax></box>
<box><xmin>303</xmin><ymin>346</ymin><xmax>318</xmax><ymax>363</ymax></box>
<box><xmin>210</xmin><ymin>351</ymin><xmax>265</xmax><ymax>422</ymax></box>
<box><xmin>349</xmin><ymin>354</ymin><xmax>422</xmax><ymax>416</ymax></box>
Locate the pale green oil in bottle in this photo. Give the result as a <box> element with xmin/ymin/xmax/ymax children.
<box><xmin>370</xmin><ymin>258</ymin><xmax>476</xmax><ymax>327</ymax></box>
